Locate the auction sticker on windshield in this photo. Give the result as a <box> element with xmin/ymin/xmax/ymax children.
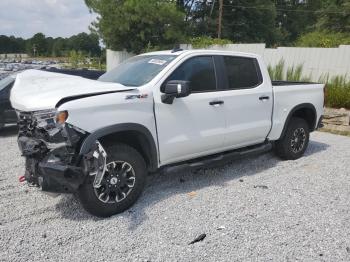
<box><xmin>148</xmin><ymin>59</ymin><xmax>167</xmax><ymax>65</ymax></box>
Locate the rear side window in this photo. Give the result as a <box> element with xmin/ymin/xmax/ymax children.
<box><xmin>223</xmin><ymin>56</ymin><xmax>262</xmax><ymax>89</ymax></box>
<box><xmin>165</xmin><ymin>56</ymin><xmax>217</xmax><ymax>92</ymax></box>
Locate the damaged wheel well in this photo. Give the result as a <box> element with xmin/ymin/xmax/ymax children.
<box><xmin>79</xmin><ymin>123</ymin><xmax>158</xmax><ymax>172</ymax></box>
<box><xmin>99</xmin><ymin>131</ymin><xmax>156</xmax><ymax>171</ymax></box>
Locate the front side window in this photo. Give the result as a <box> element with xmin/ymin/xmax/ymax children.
<box><xmin>99</xmin><ymin>55</ymin><xmax>176</xmax><ymax>87</ymax></box>
<box><xmin>165</xmin><ymin>56</ymin><xmax>217</xmax><ymax>92</ymax></box>
<box><xmin>223</xmin><ymin>56</ymin><xmax>262</xmax><ymax>89</ymax></box>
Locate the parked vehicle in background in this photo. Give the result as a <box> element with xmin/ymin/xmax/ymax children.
<box><xmin>0</xmin><ymin>75</ymin><xmax>17</xmax><ymax>129</ymax></box>
<box><xmin>10</xmin><ymin>49</ymin><xmax>324</xmax><ymax>217</ymax></box>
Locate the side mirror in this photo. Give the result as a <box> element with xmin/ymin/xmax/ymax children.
<box><xmin>161</xmin><ymin>80</ymin><xmax>190</xmax><ymax>104</ymax></box>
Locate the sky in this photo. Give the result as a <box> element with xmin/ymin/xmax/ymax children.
<box><xmin>0</xmin><ymin>0</ymin><xmax>97</xmax><ymax>39</ymax></box>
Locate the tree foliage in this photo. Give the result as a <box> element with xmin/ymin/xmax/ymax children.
<box><xmin>176</xmin><ymin>0</ymin><xmax>280</xmax><ymax>46</ymax></box>
<box><xmin>275</xmin><ymin>0</ymin><xmax>322</xmax><ymax>45</ymax></box>
<box><xmin>296</xmin><ymin>0</ymin><xmax>350</xmax><ymax>47</ymax></box>
<box><xmin>85</xmin><ymin>0</ymin><xmax>186</xmax><ymax>53</ymax></box>
<box><xmin>26</xmin><ymin>33</ymin><xmax>47</xmax><ymax>56</ymax></box>
<box><xmin>296</xmin><ymin>30</ymin><xmax>350</xmax><ymax>47</ymax></box>
<box><xmin>0</xmin><ymin>33</ymin><xmax>101</xmax><ymax>57</ymax></box>
<box><xmin>2</xmin><ymin>0</ymin><xmax>350</xmax><ymax>56</ymax></box>
<box><xmin>0</xmin><ymin>35</ymin><xmax>26</xmax><ymax>54</ymax></box>
<box><xmin>219</xmin><ymin>0</ymin><xmax>278</xmax><ymax>46</ymax></box>
<box><xmin>316</xmin><ymin>0</ymin><xmax>350</xmax><ymax>32</ymax></box>
<box><xmin>189</xmin><ymin>36</ymin><xmax>232</xmax><ymax>48</ymax></box>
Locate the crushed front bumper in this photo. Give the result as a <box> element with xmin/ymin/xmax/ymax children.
<box><xmin>16</xmin><ymin>110</ymin><xmax>108</xmax><ymax>194</ymax></box>
<box><xmin>18</xmin><ymin>135</ymin><xmax>86</xmax><ymax>193</ymax></box>
<box><xmin>38</xmin><ymin>161</ymin><xmax>85</xmax><ymax>193</ymax></box>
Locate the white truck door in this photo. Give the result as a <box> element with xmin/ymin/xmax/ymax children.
<box><xmin>219</xmin><ymin>55</ymin><xmax>273</xmax><ymax>148</ymax></box>
<box><xmin>154</xmin><ymin>56</ymin><xmax>226</xmax><ymax>165</ymax></box>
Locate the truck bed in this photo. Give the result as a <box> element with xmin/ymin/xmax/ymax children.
<box><xmin>267</xmin><ymin>82</ymin><xmax>325</xmax><ymax>140</ymax></box>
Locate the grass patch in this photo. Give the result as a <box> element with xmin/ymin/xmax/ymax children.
<box><xmin>324</xmin><ymin>76</ymin><xmax>350</xmax><ymax>109</ymax></box>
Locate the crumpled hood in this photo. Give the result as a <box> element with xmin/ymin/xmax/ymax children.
<box><xmin>10</xmin><ymin>69</ymin><xmax>134</xmax><ymax>111</ymax></box>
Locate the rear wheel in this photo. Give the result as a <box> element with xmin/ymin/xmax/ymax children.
<box><xmin>275</xmin><ymin>117</ymin><xmax>310</xmax><ymax>160</ymax></box>
<box><xmin>78</xmin><ymin>143</ymin><xmax>147</xmax><ymax>217</ymax></box>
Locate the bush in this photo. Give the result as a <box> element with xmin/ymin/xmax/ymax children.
<box><xmin>68</xmin><ymin>50</ymin><xmax>85</xmax><ymax>69</ymax></box>
<box><xmin>296</xmin><ymin>30</ymin><xmax>350</xmax><ymax>48</ymax></box>
<box><xmin>324</xmin><ymin>76</ymin><xmax>350</xmax><ymax>109</ymax></box>
<box><xmin>189</xmin><ymin>37</ymin><xmax>232</xmax><ymax>48</ymax></box>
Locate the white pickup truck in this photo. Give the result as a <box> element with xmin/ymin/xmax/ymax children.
<box><xmin>10</xmin><ymin>49</ymin><xmax>324</xmax><ymax>217</ymax></box>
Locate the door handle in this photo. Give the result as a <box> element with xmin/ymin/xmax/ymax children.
<box><xmin>209</xmin><ymin>100</ymin><xmax>224</xmax><ymax>106</ymax></box>
<box><xmin>259</xmin><ymin>96</ymin><xmax>270</xmax><ymax>101</ymax></box>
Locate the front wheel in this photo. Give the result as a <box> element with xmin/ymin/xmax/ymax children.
<box><xmin>274</xmin><ymin>117</ymin><xmax>310</xmax><ymax>160</ymax></box>
<box><xmin>78</xmin><ymin>143</ymin><xmax>147</xmax><ymax>217</ymax></box>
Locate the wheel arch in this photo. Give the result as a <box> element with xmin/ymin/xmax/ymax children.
<box><xmin>79</xmin><ymin>123</ymin><xmax>158</xmax><ymax>172</ymax></box>
<box><xmin>279</xmin><ymin>103</ymin><xmax>317</xmax><ymax>140</ymax></box>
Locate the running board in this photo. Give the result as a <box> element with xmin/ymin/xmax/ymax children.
<box><xmin>162</xmin><ymin>142</ymin><xmax>272</xmax><ymax>174</ymax></box>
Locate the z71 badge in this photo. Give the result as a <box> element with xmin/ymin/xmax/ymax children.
<box><xmin>125</xmin><ymin>94</ymin><xmax>148</xmax><ymax>100</ymax></box>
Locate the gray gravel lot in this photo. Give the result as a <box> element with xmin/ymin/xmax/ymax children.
<box><xmin>0</xmin><ymin>126</ymin><xmax>350</xmax><ymax>262</ymax></box>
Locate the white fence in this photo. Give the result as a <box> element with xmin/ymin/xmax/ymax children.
<box><xmin>107</xmin><ymin>44</ymin><xmax>350</xmax><ymax>81</ymax></box>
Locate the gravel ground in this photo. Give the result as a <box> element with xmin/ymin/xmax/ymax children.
<box><xmin>0</xmin><ymin>126</ymin><xmax>350</xmax><ymax>262</ymax></box>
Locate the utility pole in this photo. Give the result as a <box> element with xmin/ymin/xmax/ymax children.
<box><xmin>210</xmin><ymin>0</ymin><xmax>216</xmax><ymax>17</ymax></box>
<box><xmin>218</xmin><ymin>0</ymin><xmax>223</xmax><ymax>39</ymax></box>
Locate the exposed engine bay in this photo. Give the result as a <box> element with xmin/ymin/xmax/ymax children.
<box><xmin>17</xmin><ymin>109</ymin><xmax>107</xmax><ymax>193</ymax></box>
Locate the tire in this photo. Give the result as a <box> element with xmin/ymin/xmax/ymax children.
<box><xmin>275</xmin><ymin>117</ymin><xmax>310</xmax><ymax>160</ymax></box>
<box><xmin>78</xmin><ymin>143</ymin><xmax>147</xmax><ymax>217</ymax></box>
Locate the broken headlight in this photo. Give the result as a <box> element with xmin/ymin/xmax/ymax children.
<box><xmin>33</xmin><ymin>109</ymin><xmax>68</xmax><ymax>136</ymax></box>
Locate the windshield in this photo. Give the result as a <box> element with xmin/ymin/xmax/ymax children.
<box><xmin>98</xmin><ymin>55</ymin><xmax>177</xmax><ymax>87</ymax></box>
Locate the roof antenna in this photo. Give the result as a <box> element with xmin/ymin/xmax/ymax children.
<box><xmin>171</xmin><ymin>44</ymin><xmax>183</xmax><ymax>53</ymax></box>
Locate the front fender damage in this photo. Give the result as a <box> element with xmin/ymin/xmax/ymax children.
<box><xmin>18</xmin><ymin>113</ymin><xmax>108</xmax><ymax>193</ymax></box>
<box><xmin>23</xmin><ymin>138</ymin><xmax>108</xmax><ymax>193</ymax></box>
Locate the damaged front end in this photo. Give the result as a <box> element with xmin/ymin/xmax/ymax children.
<box><xmin>17</xmin><ymin>109</ymin><xmax>106</xmax><ymax>194</ymax></box>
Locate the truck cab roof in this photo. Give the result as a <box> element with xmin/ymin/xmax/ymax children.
<box><xmin>142</xmin><ymin>49</ymin><xmax>261</xmax><ymax>59</ymax></box>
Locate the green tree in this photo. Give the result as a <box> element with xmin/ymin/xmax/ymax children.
<box><xmin>219</xmin><ymin>0</ymin><xmax>279</xmax><ymax>46</ymax></box>
<box><xmin>178</xmin><ymin>0</ymin><xmax>280</xmax><ymax>46</ymax></box>
<box><xmin>27</xmin><ymin>33</ymin><xmax>48</xmax><ymax>56</ymax></box>
<box><xmin>296</xmin><ymin>30</ymin><xmax>350</xmax><ymax>47</ymax></box>
<box><xmin>294</xmin><ymin>0</ymin><xmax>350</xmax><ymax>47</ymax></box>
<box><xmin>316</xmin><ymin>0</ymin><xmax>350</xmax><ymax>32</ymax></box>
<box><xmin>68</xmin><ymin>50</ymin><xmax>85</xmax><ymax>68</ymax></box>
<box><xmin>0</xmin><ymin>35</ymin><xmax>26</xmax><ymax>53</ymax></box>
<box><xmin>85</xmin><ymin>0</ymin><xmax>187</xmax><ymax>53</ymax></box>
<box><xmin>68</xmin><ymin>32</ymin><xmax>101</xmax><ymax>56</ymax></box>
<box><xmin>51</xmin><ymin>37</ymin><xmax>67</xmax><ymax>57</ymax></box>
<box><xmin>275</xmin><ymin>0</ymin><xmax>322</xmax><ymax>45</ymax></box>
<box><xmin>179</xmin><ymin>0</ymin><xmax>214</xmax><ymax>37</ymax></box>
